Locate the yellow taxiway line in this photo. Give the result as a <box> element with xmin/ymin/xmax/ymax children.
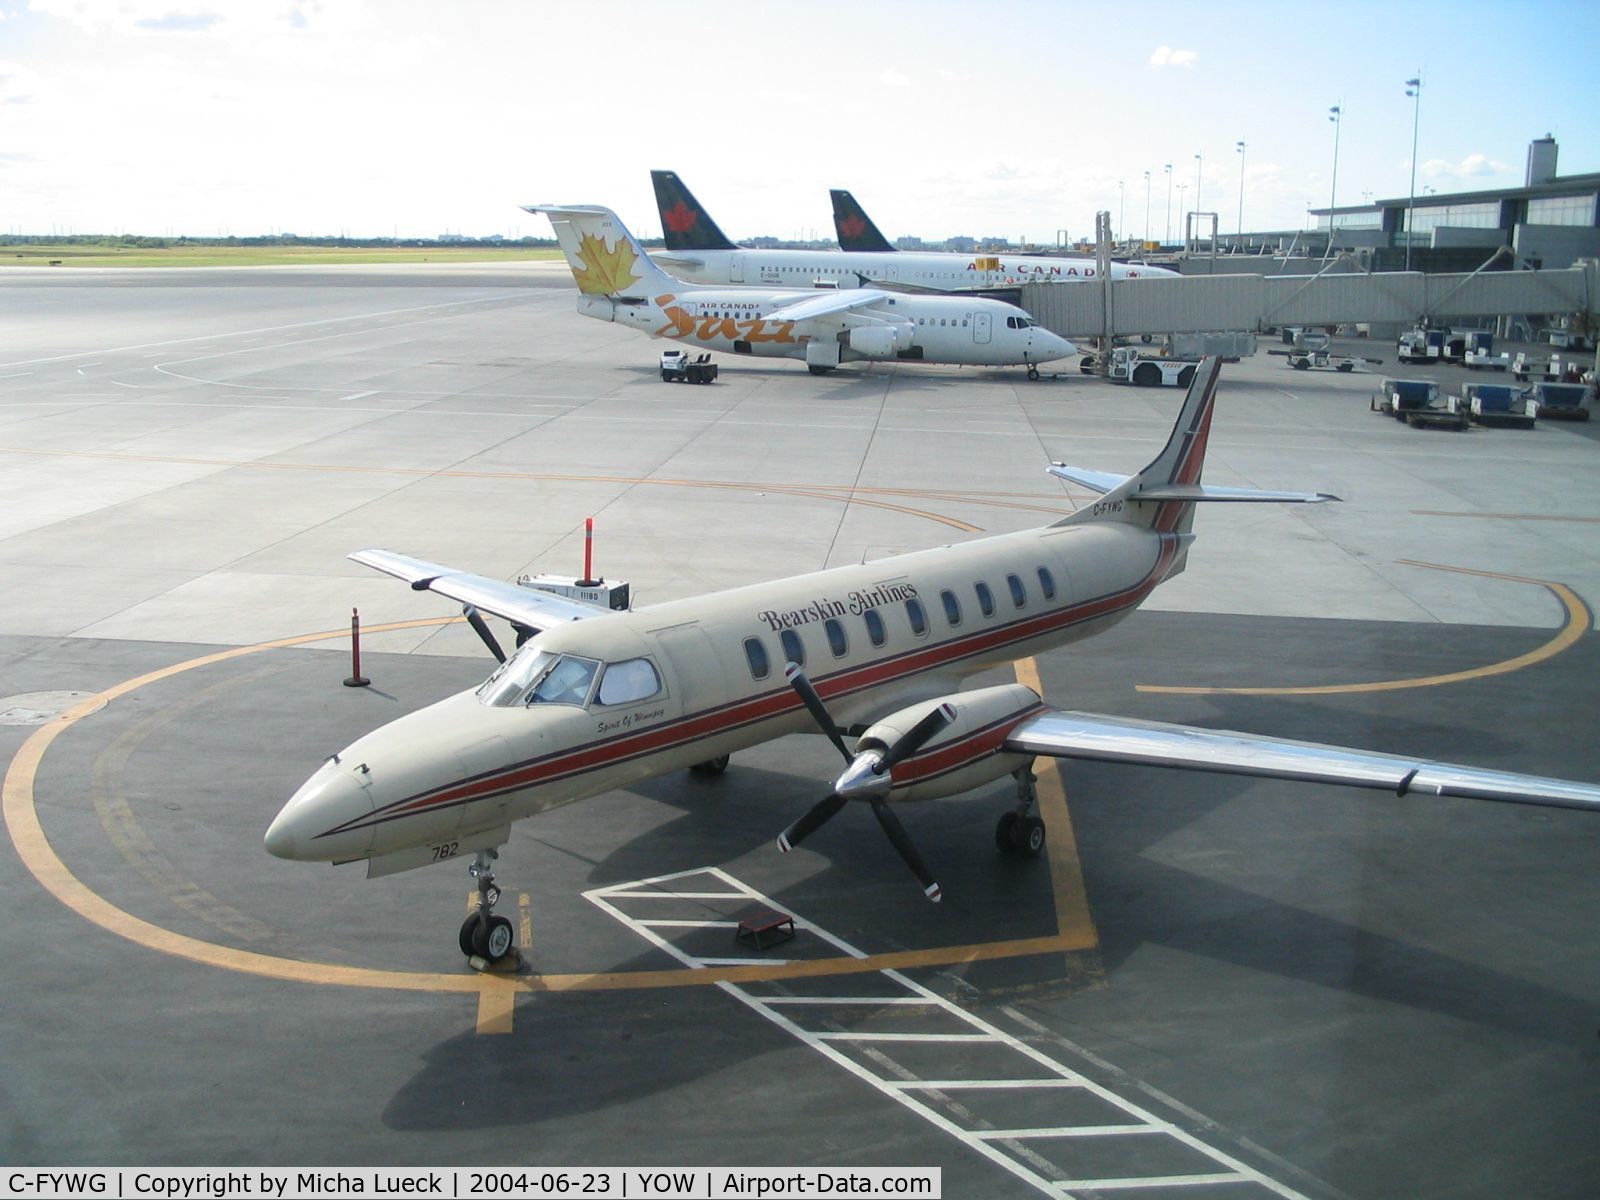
<box><xmin>1138</xmin><ymin>562</ymin><xmax>1591</xmax><ymax>696</ymax></box>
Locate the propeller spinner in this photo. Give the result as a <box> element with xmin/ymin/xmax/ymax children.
<box><xmin>777</xmin><ymin>663</ymin><xmax>954</xmax><ymax>901</ymax></box>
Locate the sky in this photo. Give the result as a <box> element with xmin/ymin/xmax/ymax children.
<box><xmin>3</xmin><ymin>0</ymin><xmax>1598</xmax><ymax>244</ymax></box>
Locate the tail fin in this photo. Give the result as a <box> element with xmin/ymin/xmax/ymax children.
<box><xmin>1050</xmin><ymin>359</ymin><xmax>1336</xmax><ymax>532</ymax></box>
<box><xmin>650</xmin><ymin>170</ymin><xmax>739</xmax><ymax>252</ymax></box>
<box><xmin>523</xmin><ymin>204</ymin><xmax>678</xmax><ymax>300</ymax></box>
<box><xmin>831</xmin><ymin>189</ymin><xmax>896</xmax><ymax>253</ymax></box>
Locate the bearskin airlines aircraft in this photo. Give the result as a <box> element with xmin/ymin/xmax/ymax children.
<box><xmin>528</xmin><ymin>203</ymin><xmax>1076</xmax><ymax>378</ymax></box>
<box><xmin>647</xmin><ymin>170</ymin><xmax>1174</xmax><ymax>293</ymax></box>
<box><xmin>266</xmin><ymin>360</ymin><xmax>1600</xmax><ymax>964</ymax></box>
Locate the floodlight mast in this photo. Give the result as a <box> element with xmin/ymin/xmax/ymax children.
<box><xmin>1405</xmin><ymin>76</ymin><xmax>1422</xmax><ymax>271</ymax></box>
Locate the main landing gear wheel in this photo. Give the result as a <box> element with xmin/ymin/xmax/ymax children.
<box><xmin>461</xmin><ymin>848</ymin><xmax>516</xmax><ymax>966</ymax></box>
<box><xmin>994</xmin><ymin>764</ymin><xmax>1046</xmax><ymax>858</ymax></box>
<box><xmin>689</xmin><ymin>754</ymin><xmax>730</xmax><ymax>777</ymax></box>
<box><xmin>808</xmin><ymin>364</ymin><xmax>834</xmax><ymax>376</ymax></box>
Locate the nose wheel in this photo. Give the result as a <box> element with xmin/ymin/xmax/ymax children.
<box><xmin>457</xmin><ymin>848</ymin><xmax>517</xmax><ymax>965</ymax></box>
<box><xmin>1026</xmin><ymin>364</ymin><xmax>1041</xmax><ymax>381</ymax></box>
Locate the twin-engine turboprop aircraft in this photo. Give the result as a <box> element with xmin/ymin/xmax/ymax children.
<box><xmin>647</xmin><ymin>169</ymin><xmax>1174</xmax><ymax>292</ymax></box>
<box><xmin>529</xmin><ymin>202</ymin><xmax>1077</xmax><ymax>378</ymax></box>
<box><xmin>266</xmin><ymin>360</ymin><xmax>1600</xmax><ymax>964</ymax></box>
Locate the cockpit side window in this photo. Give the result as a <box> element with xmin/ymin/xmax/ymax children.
<box><xmin>596</xmin><ymin>658</ymin><xmax>662</xmax><ymax>706</ymax></box>
<box><xmin>527</xmin><ymin>655</ymin><xmax>600</xmax><ymax>706</ymax></box>
<box><xmin>477</xmin><ymin>647</ymin><xmax>556</xmax><ymax>707</ymax></box>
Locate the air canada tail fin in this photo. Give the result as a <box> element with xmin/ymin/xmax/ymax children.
<box><xmin>831</xmin><ymin>189</ymin><xmax>896</xmax><ymax>253</ymax></box>
<box><xmin>650</xmin><ymin>170</ymin><xmax>739</xmax><ymax>252</ymax></box>
<box><xmin>1050</xmin><ymin>358</ymin><xmax>1337</xmax><ymax>533</ymax></box>
<box><xmin>523</xmin><ymin>204</ymin><xmax>679</xmax><ymax>300</ymax></box>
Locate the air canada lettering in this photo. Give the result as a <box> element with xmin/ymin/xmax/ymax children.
<box><xmin>966</xmin><ymin>261</ymin><xmax>1098</xmax><ymax>278</ymax></box>
<box><xmin>758</xmin><ymin>582</ymin><xmax>919</xmax><ymax>631</ymax></box>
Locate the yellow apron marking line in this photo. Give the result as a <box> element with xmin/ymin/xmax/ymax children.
<box><xmin>1139</xmin><ymin>561</ymin><xmax>1591</xmax><ymax>696</ymax></box>
<box><xmin>3</xmin><ymin>629</ymin><xmax>1093</xmax><ymax>1036</ymax></box>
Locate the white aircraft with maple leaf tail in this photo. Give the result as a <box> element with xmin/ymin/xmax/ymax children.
<box><xmin>265</xmin><ymin>359</ymin><xmax>1600</xmax><ymax>965</ymax></box>
<box><xmin>527</xmin><ymin>203</ymin><xmax>1078</xmax><ymax>378</ymax></box>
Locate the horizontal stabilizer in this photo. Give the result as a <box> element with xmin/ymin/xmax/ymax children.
<box><xmin>1007</xmin><ymin>710</ymin><xmax>1600</xmax><ymax>814</ymax></box>
<box><xmin>349</xmin><ymin>548</ymin><xmax>609</xmax><ymax>633</ymax></box>
<box><xmin>1046</xmin><ymin>465</ymin><xmax>1129</xmax><ymax>495</ymax></box>
<box><xmin>1047</xmin><ymin>465</ymin><xmax>1337</xmax><ymax>504</ymax></box>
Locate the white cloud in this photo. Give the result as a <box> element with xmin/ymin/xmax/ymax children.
<box><xmin>1420</xmin><ymin>153</ymin><xmax>1515</xmax><ymax>182</ymax></box>
<box><xmin>1150</xmin><ymin>45</ymin><xmax>1197</xmax><ymax>69</ymax></box>
<box><xmin>880</xmin><ymin>67</ymin><xmax>910</xmax><ymax>88</ymax></box>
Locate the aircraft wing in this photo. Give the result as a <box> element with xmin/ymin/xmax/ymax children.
<box><xmin>1006</xmin><ymin>709</ymin><xmax>1600</xmax><ymax>813</ymax></box>
<box><xmin>761</xmin><ymin>289</ymin><xmax>893</xmax><ymax>324</ymax></box>
<box><xmin>349</xmin><ymin>548</ymin><xmax>608</xmax><ymax>632</ymax></box>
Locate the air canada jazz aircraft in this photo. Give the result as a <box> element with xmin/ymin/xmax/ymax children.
<box><xmin>647</xmin><ymin>170</ymin><xmax>1174</xmax><ymax>293</ymax></box>
<box><xmin>529</xmin><ymin>203</ymin><xmax>1077</xmax><ymax>378</ymax></box>
<box><xmin>266</xmin><ymin>360</ymin><xmax>1600</xmax><ymax>964</ymax></box>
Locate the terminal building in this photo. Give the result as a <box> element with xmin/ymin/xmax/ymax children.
<box><xmin>1197</xmin><ymin>137</ymin><xmax>1599</xmax><ymax>275</ymax></box>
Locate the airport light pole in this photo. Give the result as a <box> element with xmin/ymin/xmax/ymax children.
<box><xmin>1405</xmin><ymin>75</ymin><xmax>1422</xmax><ymax>271</ymax></box>
<box><xmin>1326</xmin><ymin>104</ymin><xmax>1342</xmax><ymax>259</ymax></box>
<box><xmin>1164</xmin><ymin>163</ymin><xmax>1173</xmax><ymax>246</ymax></box>
<box><xmin>1143</xmin><ymin>170</ymin><xmax>1152</xmax><ymax>248</ymax></box>
<box><xmin>1234</xmin><ymin>140</ymin><xmax>1246</xmax><ymax>244</ymax></box>
<box><xmin>1176</xmin><ymin>182</ymin><xmax>1188</xmax><ymax>247</ymax></box>
<box><xmin>1118</xmin><ymin>180</ymin><xmax>1125</xmax><ymax>244</ymax></box>
<box><xmin>1193</xmin><ymin>152</ymin><xmax>1203</xmax><ymax>227</ymax></box>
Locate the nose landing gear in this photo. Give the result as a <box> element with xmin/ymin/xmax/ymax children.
<box><xmin>458</xmin><ymin>848</ymin><xmax>517</xmax><ymax>965</ymax></box>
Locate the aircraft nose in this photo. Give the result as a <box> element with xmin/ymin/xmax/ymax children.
<box><xmin>266</xmin><ymin>762</ymin><xmax>374</xmax><ymax>862</ymax></box>
<box><xmin>1032</xmin><ymin>329</ymin><xmax>1078</xmax><ymax>363</ymax></box>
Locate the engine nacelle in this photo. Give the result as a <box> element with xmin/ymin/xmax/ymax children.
<box><xmin>859</xmin><ymin>683</ymin><xmax>1044</xmax><ymax>802</ymax></box>
<box><xmin>847</xmin><ymin>323</ymin><xmax>913</xmax><ymax>357</ymax></box>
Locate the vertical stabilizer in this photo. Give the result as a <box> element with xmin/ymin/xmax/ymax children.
<box><xmin>831</xmin><ymin>189</ymin><xmax>897</xmax><ymax>253</ymax></box>
<box><xmin>522</xmin><ymin>204</ymin><xmax>679</xmax><ymax>299</ymax></box>
<box><xmin>650</xmin><ymin>170</ymin><xmax>740</xmax><ymax>252</ymax></box>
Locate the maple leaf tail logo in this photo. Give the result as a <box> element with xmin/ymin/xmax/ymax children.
<box><xmin>571</xmin><ymin>232</ymin><xmax>641</xmax><ymax>296</ymax></box>
<box><xmin>663</xmin><ymin>201</ymin><xmax>699</xmax><ymax>235</ymax></box>
<box><xmin>839</xmin><ymin>216</ymin><xmax>867</xmax><ymax>239</ymax></box>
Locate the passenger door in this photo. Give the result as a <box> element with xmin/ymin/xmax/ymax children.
<box><xmin>973</xmin><ymin>312</ymin><xmax>992</xmax><ymax>344</ymax></box>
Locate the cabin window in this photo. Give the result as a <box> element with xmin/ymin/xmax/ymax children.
<box><xmin>864</xmin><ymin>609</ymin><xmax>887</xmax><ymax>647</ymax></box>
<box><xmin>905</xmin><ymin>597</ymin><xmax>928</xmax><ymax>638</ymax></box>
<box><xmin>743</xmin><ymin>636</ymin><xmax>770</xmax><ymax>681</ymax></box>
<box><xmin>597</xmin><ymin>658</ymin><xmax>662</xmax><ymax>706</ymax></box>
<box><xmin>940</xmin><ymin>588</ymin><xmax>962</xmax><ymax>627</ymax></box>
<box><xmin>975</xmin><ymin>581</ymin><xmax>995</xmax><ymax>617</ymax></box>
<box><xmin>825</xmin><ymin>617</ymin><xmax>848</xmax><ymax>658</ymax></box>
<box><xmin>1037</xmin><ymin>566</ymin><xmax>1057</xmax><ymax>600</ymax></box>
<box><xmin>780</xmin><ymin>628</ymin><xmax>805</xmax><ymax>668</ymax></box>
<box><xmin>1007</xmin><ymin>573</ymin><xmax>1027</xmax><ymax>608</ymax></box>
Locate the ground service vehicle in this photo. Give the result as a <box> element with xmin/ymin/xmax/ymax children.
<box><xmin>1106</xmin><ymin>346</ymin><xmax>1199</xmax><ymax>387</ymax></box>
<box><xmin>660</xmin><ymin>349</ymin><xmax>719</xmax><ymax>384</ymax></box>
<box><xmin>1532</xmin><ymin>382</ymin><xmax>1591</xmax><ymax>421</ymax></box>
<box><xmin>1372</xmin><ymin>378</ymin><xmax>1468</xmax><ymax>430</ymax></box>
<box><xmin>1462</xmin><ymin>383</ymin><xmax>1537</xmax><ymax>429</ymax></box>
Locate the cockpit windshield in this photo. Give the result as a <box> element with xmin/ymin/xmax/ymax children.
<box><xmin>476</xmin><ymin>646</ymin><xmax>600</xmax><ymax>708</ymax></box>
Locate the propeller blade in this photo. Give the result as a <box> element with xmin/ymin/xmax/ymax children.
<box><xmin>869</xmin><ymin>797</ymin><xmax>941</xmax><ymax>902</ymax></box>
<box><xmin>878</xmin><ymin>702</ymin><xmax>956</xmax><ymax>773</ymax></box>
<box><xmin>463</xmin><ymin>605</ymin><xmax>506</xmax><ymax>663</ymax></box>
<box><xmin>784</xmin><ymin>663</ymin><xmax>853</xmax><ymax>765</ymax></box>
<box><xmin>777</xmin><ymin>792</ymin><xmax>847</xmax><ymax>853</ymax></box>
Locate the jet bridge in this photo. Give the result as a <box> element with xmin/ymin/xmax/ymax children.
<box><xmin>1020</xmin><ymin>257</ymin><xmax>1597</xmax><ymax>342</ymax></box>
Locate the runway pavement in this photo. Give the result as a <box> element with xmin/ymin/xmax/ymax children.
<box><xmin>1</xmin><ymin>264</ymin><xmax>1597</xmax><ymax>1198</ymax></box>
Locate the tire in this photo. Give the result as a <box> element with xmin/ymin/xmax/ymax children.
<box><xmin>1177</xmin><ymin>366</ymin><xmax>1196</xmax><ymax>388</ymax></box>
<box><xmin>994</xmin><ymin>811</ymin><xmax>1019</xmax><ymax>853</ymax></box>
<box><xmin>1012</xmin><ymin>816</ymin><xmax>1046</xmax><ymax>857</ymax></box>
<box><xmin>459</xmin><ymin>913</ymin><xmax>484</xmax><ymax>957</ymax></box>
<box><xmin>1337</xmin><ymin>362</ymin><xmax>1353</xmax><ymax>372</ymax></box>
<box><xmin>1026</xmin><ymin>365</ymin><xmax>1040</xmax><ymax>381</ymax></box>
<box><xmin>1291</xmin><ymin>359</ymin><xmax>1310</xmax><ymax>370</ymax></box>
<box><xmin>1078</xmin><ymin>355</ymin><xmax>1097</xmax><ymax>374</ymax></box>
<box><xmin>808</xmin><ymin>364</ymin><xmax>834</xmax><ymax>376</ymax></box>
<box><xmin>1132</xmin><ymin>363</ymin><xmax>1160</xmax><ymax>387</ymax></box>
<box><xmin>689</xmin><ymin>754</ymin><xmax>730</xmax><ymax>777</ymax></box>
<box><xmin>472</xmin><ymin>914</ymin><xmax>515</xmax><ymax>962</ymax></box>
